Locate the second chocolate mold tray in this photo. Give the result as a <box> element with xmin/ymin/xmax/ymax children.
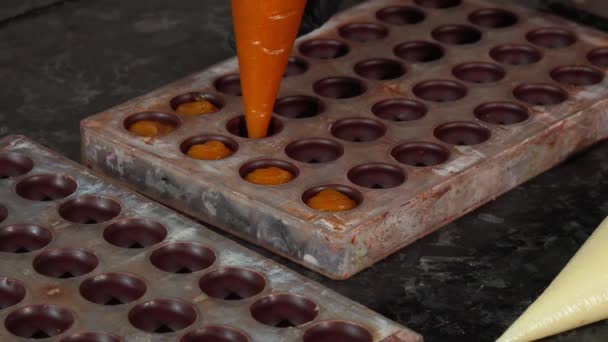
<box><xmin>82</xmin><ymin>0</ymin><xmax>608</xmax><ymax>279</ymax></box>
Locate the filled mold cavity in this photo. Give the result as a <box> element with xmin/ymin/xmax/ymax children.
<box><xmin>129</xmin><ymin>299</ymin><xmax>197</xmax><ymax>334</ymax></box>
<box><xmin>80</xmin><ymin>272</ymin><xmax>147</xmax><ymax>306</ymax></box>
<box><xmin>303</xmin><ymin>321</ymin><xmax>373</xmax><ymax>342</ymax></box>
<box><xmin>490</xmin><ymin>44</ymin><xmax>542</xmax><ymax>65</ymax></box>
<box><xmin>414</xmin><ymin>0</ymin><xmax>461</xmax><ymax>8</ymax></box>
<box><xmin>180</xmin><ymin>134</ymin><xmax>239</xmax><ymax>160</ymax></box>
<box><xmin>513</xmin><ymin>83</ymin><xmax>568</xmax><ymax>106</ymax></box>
<box><xmin>123</xmin><ymin>112</ymin><xmax>180</xmax><ymax>138</ymax></box>
<box><xmin>432</xmin><ymin>25</ymin><xmax>481</xmax><ymax>45</ymax></box>
<box><xmin>5</xmin><ymin>304</ymin><xmax>74</xmax><ymax>339</ymax></box>
<box><xmin>434</xmin><ymin>121</ymin><xmax>491</xmax><ymax>146</ymax></box>
<box><xmin>274</xmin><ymin>95</ymin><xmax>325</xmax><ymax>119</ymax></box>
<box><xmin>347</xmin><ymin>163</ymin><xmax>406</xmax><ymax>189</ymax></box>
<box><xmin>226</xmin><ymin>116</ymin><xmax>283</xmax><ymax>138</ymax></box>
<box><xmin>526</xmin><ymin>28</ymin><xmax>576</xmax><ymax>49</ymax></box>
<box><xmin>239</xmin><ymin>159</ymin><xmax>299</xmax><ymax>186</ymax></box>
<box><xmin>285</xmin><ymin>57</ymin><xmax>309</xmax><ymax>77</ymax></box>
<box><xmin>285</xmin><ymin>138</ymin><xmax>344</xmax><ymax>164</ymax></box>
<box><xmin>59</xmin><ymin>195</ymin><xmax>121</xmax><ymax>225</ymax></box>
<box><xmin>0</xmin><ymin>153</ymin><xmax>34</xmax><ymax>179</ymax></box>
<box><xmin>354</xmin><ymin>58</ymin><xmax>406</xmax><ymax>80</ymax></box>
<box><xmin>150</xmin><ymin>242</ymin><xmax>216</xmax><ymax>274</ymax></box>
<box><xmin>170</xmin><ymin>93</ymin><xmax>224</xmax><ymax>116</ymax></box>
<box><xmin>250</xmin><ymin>294</ymin><xmax>319</xmax><ymax>328</ymax></box>
<box><xmin>392</xmin><ymin>142</ymin><xmax>451</xmax><ymax>167</ymax></box>
<box><xmin>103</xmin><ymin>218</ymin><xmax>168</xmax><ymax>249</ymax></box>
<box><xmin>338</xmin><ymin>23</ymin><xmax>388</xmax><ymax>43</ymax></box>
<box><xmin>0</xmin><ymin>224</ymin><xmax>52</xmax><ymax>253</ymax></box>
<box><xmin>551</xmin><ymin>65</ymin><xmax>604</xmax><ymax>87</ymax></box>
<box><xmin>588</xmin><ymin>48</ymin><xmax>608</xmax><ymax>68</ymax></box>
<box><xmin>394</xmin><ymin>41</ymin><xmax>444</xmax><ymax>63</ymax></box>
<box><xmin>468</xmin><ymin>8</ymin><xmax>518</xmax><ymax>28</ymax></box>
<box><xmin>474</xmin><ymin>101</ymin><xmax>530</xmax><ymax>125</ymax></box>
<box><xmin>376</xmin><ymin>6</ymin><xmax>425</xmax><ymax>25</ymax></box>
<box><xmin>299</xmin><ymin>39</ymin><xmax>350</xmax><ymax>59</ymax></box>
<box><xmin>60</xmin><ymin>332</ymin><xmax>123</xmax><ymax>342</ymax></box>
<box><xmin>199</xmin><ymin>267</ymin><xmax>266</xmax><ymax>300</ymax></box>
<box><xmin>330</xmin><ymin>118</ymin><xmax>386</xmax><ymax>143</ymax></box>
<box><xmin>214</xmin><ymin>74</ymin><xmax>242</xmax><ymax>96</ymax></box>
<box><xmin>302</xmin><ymin>185</ymin><xmax>363</xmax><ymax>212</ymax></box>
<box><xmin>452</xmin><ymin>62</ymin><xmax>505</xmax><ymax>84</ymax></box>
<box><xmin>15</xmin><ymin>174</ymin><xmax>77</xmax><ymax>201</ymax></box>
<box><xmin>313</xmin><ymin>77</ymin><xmax>366</xmax><ymax>99</ymax></box>
<box><xmin>413</xmin><ymin>80</ymin><xmax>467</xmax><ymax>102</ymax></box>
<box><xmin>0</xmin><ymin>278</ymin><xmax>26</xmax><ymax>310</ymax></box>
<box><xmin>372</xmin><ymin>98</ymin><xmax>427</xmax><ymax>122</ymax></box>
<box><xmin>33</xmin><ymin>248</ymin><xmax>99</xmax><ymax>279</ymax></box>
<box><xmin>181</xmin><ymin>326</ymin><xmax>250</xmax><ymax>342</ymax></box>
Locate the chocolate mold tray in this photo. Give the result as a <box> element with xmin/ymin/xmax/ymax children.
<box><xmin>0</xmin><ymin>135</ymin><xmax>420</xmax><ymax>341</ymax></box>
<box><xmin>82</xmin><ymin>0</ymin><xmax>608</xmax><ymax>279</ymax></box>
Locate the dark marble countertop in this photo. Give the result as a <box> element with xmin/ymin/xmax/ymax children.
<box><xmin>2</xmin><ymin>1</ymin><xmax>608</xmax><ymax>341</ymax></box>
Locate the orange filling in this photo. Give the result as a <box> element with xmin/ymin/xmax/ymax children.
<box><xmin>187</xmin><ymin>141</ymin><xmax>233</xmax><ymax>160</ymax></box>
<box><xmin>128</xmin><ymin>120</ymin><xmax>175</xmax><ymax>137</ymax></box>
<box><xmin>175</xmin><ymin>99</ymin><xmax>218</xmax><ymax>116</ymax></box>
<box><xmin>306</xmin><ymin>189</ymin><xmax>357</xmax><ymax>212</ymax></box>
<box><xmin>245</xmin><ymin>166</ymin><xmax>294</xmax><ymax>185</ymax></box>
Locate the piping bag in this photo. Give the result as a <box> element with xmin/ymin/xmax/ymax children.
<box><xmin>231</xmin><ymin>0</ymin><xmax>307</xmax><ymax>138</ymax></box>
<box><xmin>498</xmin><ymin>217</ymin><xmax>608</xmax><ymax>341</ymax></box>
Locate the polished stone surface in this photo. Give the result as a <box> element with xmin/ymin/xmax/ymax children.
<box><xmin>2</xmin><ymin>1</ymin><xmax>608</xmax><ymax>341</ymax></box>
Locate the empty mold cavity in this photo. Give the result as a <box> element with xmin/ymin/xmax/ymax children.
<box><xmin>123</xmin><ymin>112</ymin><xmax>180</xmax><ymax>135</ymax></box>
<box><xmin>60</xmin><ymin>332</ymin><xmax>123</xmax><ymax>342</ymax></box>
<box><xmin>413</xmin><ymin>80</ymin><xmax>467</xmax><ymax>102</ymax></box>
<box><xmin>226</xmin><ymin>116</ymin><xmax>283</xmax><ymax>138</ymax></box>
<box><xmin>0</xmin><ymin>153</ymin><xmax>33</xmax><ymax>179</ymax></box>
<box><xmin>474</xmin><ymin>101</ymin><xmax>530</xmax><ymax>125</ymax></box>
<box><xmin>468</xmin><ymin>8</ymin><xmax>518</xmax><ymax>28</ymax></box>
<box><xmin>372</xmin><ymin>98</ymin><xmax>427</xmax><ymax>122</ymax></box>
<box><xmin>181</xmin><ymin>326</ymin><xmax>250</xmax><ymax>342</ymax></box>
<box><xmin>376</xmin><ymin>6</ymin><xmax>425</xmax><ymax>25</ymax></box>
<box><xmin>250</xmin><ymin>294</ymin><xmax>319</xmax><ymax>328</ymax></box>
<box><xmin>299</xmin><ymin>39</ymin><xmax>350</xmax><ymax>59</ymax></box>
<box><xmin>33</xmin><ymin>248</ymin><xmax>99</xmax><ymax>279</ymax></box>
<box><xmin>214</xmin><ymin>74</ymin><xmax>242</xmax><ymax>96</ymax></box>
<box><xmin>452</xmin><ymin>62</ymin><xmax>505</xmax><ymax>84</ymax></box>
<box><xmin>16</xmin><ymin>174</ymin><xmax>77</xmax><ymax>201</ymax></box>
<box><xmin>58</xmin><ymin>195</ymin><xmax>121</xmax><ymax>225</ymax></box>
<box><xmin>129</xmin><ymin>299</ymin><xmax>197</xmax><ymax>334</ymax></box>
<box><xmin>199</xmin><ymin>267</ymin><xmax>266</xmax><ymax>300</ymax></box>
<box><xmin>170</xmin><ymin>93</ymin><xmax>224</xmax><ymax>112</ymax></box>
<box><xmin>490</xmin><ymin>44</ymin><xmax>542</xmax><ymax>65</ymax></box>
<box><xmin>526</xmin><ymin>28</ymin><xmax>576</xmax><ymax>48</ymax></box>
<box><xmin>285</xmin><ymin>56</ymin><xmax>309</xmax><ymax>77</ymax></box>
<box><xmin>103</xmin><ymin>218</ymin><xmax>168</xmax><ymax>249</ymax></box>
<box><xmin>434</xmin><ymin>121</ymin><xmax>491</xmax><ymax>146</ymax></box>
<box><xmin>0</xmin><ymin>224</ymin><xmax>52</xmax><ymax>253</ymax></box>
<box><xmin>313</xmin><ymin>77</ymin><xmax>366</xmax><ymax>99</ymax></box>
<box><xmin>338</xmin><ymin>23</ymin><xmax>389</xmax><ymax>42</ymax></box>
<box><xmin>274</xmin><ymin>95</ymin><xmax>325</xmax><ymax>119</ymax></box>
<box><xmin>303</xmin><ymin>321</ymin><xmax>373</xmax><ymax>342</ymax></box>
<box><xmin>239</xmin><ymin>159</ymin><xmax>299</xmax><ymax>185</ymax></box>
<box><xmin>150</xmin><ymin>242</ymin><xmax>216</xmax><ymax>274</ymax></box>
<box><xmin>354</xmin><ymin>58</ymin><xmax>406</xmax><ymax>80</ymax></box>
<box><xmin>347</xmin><ymin>163</ymin><xmax>406</xmax><ymax>189</ymax></box>
<box><xmin>285</xmin><ymin>138</ymin><xmax>344</xmax><ymax>164</ymax></box>
<box><xmin>331</xmin><ymin>118</ymin><xmax>386</xmax><ymax>143</ymax></box>
<box><xmin>5</xmin><ymin>304</ymin><xmax>74</xmax><ymax>339</ymax></box>
<box><xmin>180</xmin><ymin>135</ymin><xmax>239</xmax><ymax>159</ymax></box>
<box><xmin>0</xmin><ymin>278</ymin><xmax>26</xmax><ymax>309</ymax></box>
<box><xmin>0</xmin><ymin>204</ymin><xmax>6</xmax><ymax>223</ymax></box>
<box><xmin>551</xmin><ymin>65</ymin><xmax>604</xmax><ymax>86</ymax></box>
<box><xmin>414</xmin><ymin>0</ymin><xmax>461</xmax><ymax>8</ymax></box>
<box><xmin>392</xmin><ymin>142</ymin><xmax>451</xmax><ymax>167</ymax></box>
<box><xmin>80</xmin><ymin>272</ymin><xmax>147</xmax><ymax>305</ymax></box>
<box><xmin>513</xmin><ymin>83</ymin><xmax>568</xmax><ymax>106</ymax></box>
<box><xmin>302</xmin><ymin>185</ymin><xmax>363</xmax><ymax>210</ymax></box>
<box><xmin>432</xmin><ymin>25</ymin><xmax>481</xmax><ymax>45</ymax></box>
<box><xmin>394</xmin><ymin>41</ymin><xmax>444</xmax><ymax>63</ymax></box>
<box><xmin>588</xmin><ymin>48</ymin><xmax>608</xmax><ymax>68</ymax></box>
